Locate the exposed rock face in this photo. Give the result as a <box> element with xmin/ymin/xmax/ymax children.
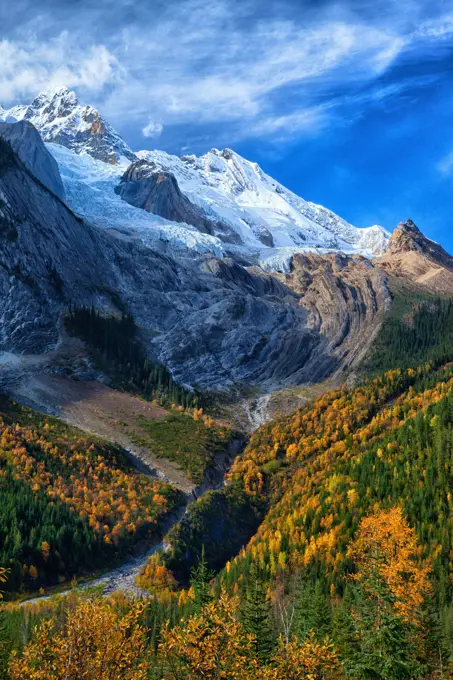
<box><xmin>115</xmin><ymin>160</ymin><xmax>242</xmax><ymax>244</ymax></box>
<box><xmin>281</xmin><ymin>253</ymin><xmax>392</xmax><ymax>378</ymax></box>
<box><xmin>385</xmin><ymin>219</ymin><xmax>453</xmax><ymax>265</ymax></box>
<box><xmin>4</xmin><ymin>121</ymin><xmax>450</xmax><ymax>397</ymax></box>
<box><xmin>0</xmin><ymin>121</ymin><xmax>65</xmax><ymax>199</ymax></box>
<box><xmin>0</xmin><ymin>136</ymin><xmax>116</xmax><ymax>352</ymax></box>
<box><xmin>378</xmin><ymin>219</ymin><xmax>453</xmax><ymax>294</ymax></box>
<box><xmin>0</xmin><ymin>131</ymin><xmax>326</xmax><ymax>390</ymax></box>
<box><xmin>3</xmin><ymin>88</ymin><xmax>136</xmax><ymax>165</ymax></box>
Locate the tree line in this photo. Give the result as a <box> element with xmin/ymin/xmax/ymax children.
<box><xmin>66</xmin><ymin>306</ymin><xmax>200</xmax><ymax>408</ymax></box>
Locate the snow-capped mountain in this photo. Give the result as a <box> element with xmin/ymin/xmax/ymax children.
<box><xmin>1</xmin><ymin>87</ymin><xmax>136</xmax><ymax>165</ymax></box>
<box><xmin>1</xmin><ymin>87</ymin><xmax>390</xmax><ymax>261</ymax></box>
<box><xmin>136</xmin><ymin>147</ymin><xmax>390</xmax><ymax>255</ymax></box>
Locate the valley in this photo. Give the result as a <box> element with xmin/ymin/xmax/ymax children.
<box><xmin>2</xmin><ymin>86</ymin><xmax>453</xmax><ymax>678</ymax></box>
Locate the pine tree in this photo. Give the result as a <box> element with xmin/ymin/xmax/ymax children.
<box><xmin>239</xmin><ymin>562</ymin><xmax>275</xmax><ymax>664</ymax></box>
<box><xmin>190</xmin><ymin>546</ymin><xmax>213</xmax><ymax>613</ymax></box>
<box><xmin>343</xmin><ymin>578</ymin><xmax>423</xmax><ymax>680</ymax></box>
<box><xmin>293</xmin><ymin>578</ymin><xmax>332</xmax><ymax>640</ymax></box>
<box><xmin>332</xmin><ymin>583</ymin><xmax>355</xmax><ymax>660</ymax></box>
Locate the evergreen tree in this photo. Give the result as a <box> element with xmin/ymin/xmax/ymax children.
<box><xmin>293</xmin><ymin>578</ymin><xmax>332</xmax><ymax>640</ymax></box>
<box><xmin>239</xmin><ymin>563</ymin><xmax>275</xmax><ymax>664</ymax></box>
<box><xmin>343</xmin><ymin>579</ymin><xmax>423</xmax><ymax>680</ymax></box>
<box><xmin>190</xmin><ymin>546</ymin><xmax>213</xmax><ymax>613</ymax></box>
<box><xmin>332</xmin><ymin>583</ymin><xmax>355</xmax><ymax>661</ymax></box>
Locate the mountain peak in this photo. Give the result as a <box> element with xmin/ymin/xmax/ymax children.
<box><xmin>2</xmin><ymin>88</ymin><xmax>135</xmax><ymax>165</ymax></box>
<box><xmin>381</xmin><ymin>219</ymin><xmax>453</xmax><ymax>294</ymax></box>
<box><xmin>386</xmin><ymin>219</ymin><xmax>434</xmax><ymax>256</ymax></box>
<box><xmin>32</xmin><ymin>85</ymin><xmax>77</xmax><ymax>104</ymax></box>
<box><xmin>396</xmin><ymin>218</ymin><xmax>421</xmax><ymax>235</ymax></box>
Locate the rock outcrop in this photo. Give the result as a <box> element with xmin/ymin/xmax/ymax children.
<box><xmin>115</xmin><ymin>160</ymin><xmax>242</xmax><ymax>244</ymax></box>
<box><xmin>378</xmin><ymin>219</ymin><xmax>453</xmax><ymax>294</ymax></box>
<box><xmin>281</xmin><ymin>253</ymin><xmax>392</xmax><ymax>379</ymax></box>
<box><xmin>0</xmin><ymin>120</ymin><xmax>65</xmax><ymax>199</ymax></box>
<box><xmin>0</xmin><ymin>129</ymin><xmax>326</xmax><ymax>390</ymax></box>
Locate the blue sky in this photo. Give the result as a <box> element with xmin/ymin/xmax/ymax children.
<box><xmin>2</xmin><ymin>0</ymin><xmax>453</xmax><ymax>248</ymax></box>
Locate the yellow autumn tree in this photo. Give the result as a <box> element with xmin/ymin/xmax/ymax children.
<box><xmin>9</xmin><ymin>596</ymin><xmax>151</xmax><ymax>680</ymax></box>
<box><xmin>0</xmin><ymin>567</ymin><xmax>7</xmax><ymax>598</ymax></box>
<box><xmin>349</xmin><ymin>505</ymin><xmax>431</xmax><ymax>624</ymax></box>
<box><xmin>159</xmin><ymin>591</ymin><xmax>259</xmax><ymax>679</ymax></box>
<box><xmin>262</xmin><ymin>632</ymin><xmax>341</xmax><ymax>680</ymax></box>
<box><xmin>136</xmin><ymin>552</ymin><xmax>178</xmax><ymax>598</ymax></box>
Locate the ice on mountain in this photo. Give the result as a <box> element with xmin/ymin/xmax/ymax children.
<box><xmin>1</xmin><ymin>87</ymin><xmax>390</xmax><ymax>261</ymax></box>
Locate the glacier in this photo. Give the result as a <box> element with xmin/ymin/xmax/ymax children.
<box><xmin>1</xmin><ymin>86</ymin><xmax>391</xmax><ymax>268</ymax></box>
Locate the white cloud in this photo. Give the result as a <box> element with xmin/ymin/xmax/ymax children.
<box><xmin>437</xmin><ymin>150</ymin><xmax>453</xmax><ymax>175</ymax></box>
<box><xmin>416</xmin><ymin>13</ymin><xmax>453</xmax><ymax>39</ymax></box>
<box><xmin>104</xmin><ymin>15</ymin><xmax>405</xmax><ymax>129</ymax></box>
<box><xmin>247</xmin><ymin>105</ymin><xmax>330</xmax><ymax>139</ymax></box>
<box><xmin>142</xmin><ymin>120</ymin><xmax>164</xmax><ymax>138</ymax></box>
<box><xmin>2</xmin><ymin>0</ymin><xmax>453</xmax><ymax>148</ymax></box>
<box><xmin>0</xmin><ymin>32</ymin><xmax>121</xmax><ymax>102</ymax></box>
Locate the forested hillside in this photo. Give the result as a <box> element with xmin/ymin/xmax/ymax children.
<box><xmin>6</xmin><ymin>305</ymin><xmax>453</xmax><ymax>677</ymax></box>
<box><xmin>364</xmin><ymin>296</ymin><xmax>453</xmax><ymax>373</ymax></box>
<box><xmin>0</xmin><ymin>398</ymin><xmax>183</xmax><ymax>594</ymax></box>
<box><xmin>118</xmin><ymin>357</ymin><xmax>453</xmax><ymax>678</ymax></box>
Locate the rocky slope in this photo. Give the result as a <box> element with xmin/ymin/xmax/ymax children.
<box><xmin>0</xmin><ymin>128</ymin><xmax>324</xmax><ymax>391</ymax></box>
<box><xmin>0</xmin><ymin>121</ymin><xmax>398</xmax><ymax>395</ymax></box>
<box><xmin>115</xmin><ymin>160</ymin><xmax>240</xmax><ymax>244</ymax></box>
<box><xmin>378</xmin><ymin>219</ymin><xmax>453</xmax><ymax>295</ymax></box>
<box><xmin>2</xmin><ymin>90</ymin><xmax>452</xmax><ymax>401</ymax></box>
<box><xmin>0</xmin><ymin>120</ymin><xmax>65</xmax><ymax>199</ymax></box>
<box><xmin>280</xmin><ymin>253</ymin><xmax>392</xmax><ymax>380</ymax></box>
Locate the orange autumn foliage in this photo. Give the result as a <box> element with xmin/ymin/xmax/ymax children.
<box><xmin>136</xmin><ymin>553</ymin><xmax>178</xmax><ymax>597</ymax></box>
<box><xmin>224</xmin><ymin>364</ymin><xmax>453</xmax><ymax>586</ymax></box>
<box><xmin>349</xmin><ymin>506</ymin><xmax>431</xmax><ymax>625</ymax></box>
<box><xmin>159</xmin><ymin>592</ymin><xmax>258</xmax><ymax>679</ymax></box>
<box><xmin>0</xmin><ymin>413</ymin><xmax>178</xmax><ymax>549</ymax></box>
<box><xmin>262</xmin><ymin>633</ymin><xmax>341</xmax><ymax>680</ymax></box>
<box><xmin>159</xmin><ymin>592</ymin><xmax>341</xmax><ymax>680</ymax></box>
<box><xmin>8</xmin><ymin>597</ymin><xmax>151</xmax><ymax>680</ymax></box>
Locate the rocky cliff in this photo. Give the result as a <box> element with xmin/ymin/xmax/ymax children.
<box><xmin>0</xmin><ymin>129</ymin><xmax>327</xmax><ymax>391</ymax></box>
<box><xmin>0</xmin><ymin>120</ymin><xmax>65</xmax><ymax>199</ymax></box>
<box><xmin>281</xmin><ymin>253</ymin><xmax>392</xmax><ymax>379</ymax></box>
<box><xmin>378</xmin><ymin>219</ymin><xmax>453</xmax><ymax>294</ymax></box>
<box><xmin>115</xmin><ymin>160</ymin><xmax>241</xmax><ymax>244</ymax></box>
<box><xmin>1</xmin><ymin>117</ymin><xmax>451</xmax><ymax>398</ymax></box>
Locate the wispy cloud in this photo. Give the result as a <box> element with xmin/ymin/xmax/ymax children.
<box><xmin>437</xmin><ymin>150</ymin><xmax>453</xmax><ymax>175</ymax></box>
<box><xmin>0</xmin><ymin>32</ymin><xmax>122</xmax><ymax>102</ymax></box>
<box><xmin>1</xmin><ymin>0</ymin><xmax>453</xmax><ymax>149</ymax></box>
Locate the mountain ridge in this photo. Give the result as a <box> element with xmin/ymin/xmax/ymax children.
<box><xmin>1</xmin><ymin>89</ymin><xmax>453</xmax><ymax>399</ymax></box>
<box><xmin>2</xmin><ymin>86</ymin><xmax>390</xmax><ymax>258</ymax></box>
